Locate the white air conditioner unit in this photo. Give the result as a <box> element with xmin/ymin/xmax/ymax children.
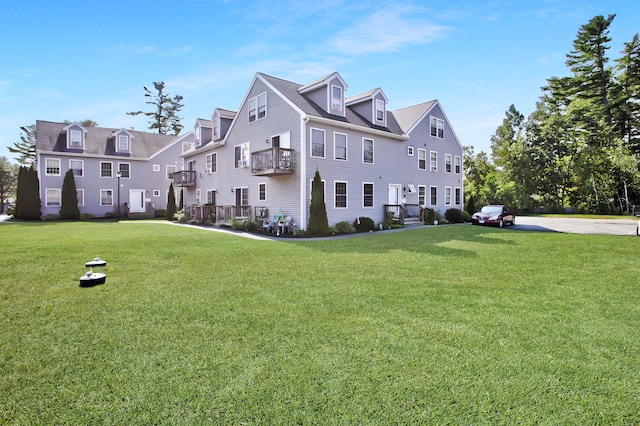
<box><xmin>237</xmin><ymin>160</ymin><xmax>248</xmax><ymax>168</ymax></box>
<box><xmin>430</xmin><ymin>167</ymin><xmax>437</xmax><ymax>172</ymax></box>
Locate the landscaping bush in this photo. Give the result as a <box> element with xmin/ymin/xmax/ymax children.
<box><xmin>335</xmin><ymin>221</ymin><xmax>356</xmax><ymax>234</ymax></box>
<box><xmin>155</xmin><ymin>209</ymin><xmax>167</xmax><ymax>218</ymax></box>
<box><xmin>42</xmin><ymin>214</ymin><xmax>58</xmax><ymax>221</ymax></box>
<box><xmin>80</xmin><ymin>213</ymin><xmax>95</xmax><ymax>220</ymax></box>
<box><xmin>445</xmin><ymin>208</ymin><xmax>464</xmax><ymax>223</ymax></box>
<box><xmin>462</xmin><ymin>210</ymin><xmax>471</xmax><ymax>222</ymax></box>
<box><xmin>423</xmin><ymin>208</ymin><xmax>436</xmax><ymax>225</ymax></box>
<box><xmin>353</xmin><ymin>216</ymin><xmax>375</xmax><ymax>232</ymax></box>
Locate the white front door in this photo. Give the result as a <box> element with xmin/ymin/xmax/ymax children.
<box><xmin>129</xmin><ymin>189</ymin><xmax>145</xmax><ymax>213</ymax></box>
<box><xmin>388</xmin><ymin>184</ymin><xmax>402</xmax><ymax>217</ymax></box>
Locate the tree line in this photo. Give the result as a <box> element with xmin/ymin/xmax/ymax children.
<box><xmin>465</xmin><ymin>14</ymin><xmax>640</xmax><ymax>214</ymax></box>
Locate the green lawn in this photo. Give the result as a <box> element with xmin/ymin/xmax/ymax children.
<box><xmin>1</xmin><ymin>221</ymin><xmax>638</xmax><ymax>424</ymax></box>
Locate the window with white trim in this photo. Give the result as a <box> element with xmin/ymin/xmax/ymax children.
<box><xmin>70</xmin><ymin>129</ymin><xmax>83</xmax><ymax>149</ymax></box>
<box><xmin>235</xmin><ymin>143</ymin><xmax>249</xmax><ymax>168</ymax></box>
<box><xmin>445</xmin><ymin>154</ymin><xmax>452</xmax><ymax>173</ymax></box>
<box><xmin>362</xmin><ymin>138</ymin><xmax>374</xmax><ymax>164</ymax></box>
<box><xmin>166</xmin><ymin>165</ymin><xmax>176</xmax><ymax>180</ymax></box>
<box><xmin>334</xmin><ymin>132</ymin><xmax>347</xmax><ymax>161</ymax></box>
<box><xmin>153</xmin><ymin>190</ymin><xmax>160</xmax><ymax>197</ymax></box>
<box><xmin>311</xmin><ymin>128</ymin><xmax>325</xmax><ymax>158</ymax></box>
<box><xmin>430</xmin><ymin>186</ymin><xmax>437</xmax><ymax>206</ymax></box>
<box><xmin>100</xmin><ymin>161</ymin><xmax>112</xmax><ymax>178</ymax></box>
<box><xmin>153</xmin><ymin>164</ymin><xmax>160</xmax><ymax>172</ymax></box>
<box><xmin>331</xmin><ymin>85</ymin><xmax>343</xmax><ymax>112</ymax></box>
<box><xmin>118</xmin><ymin>134</ymin><xmax>130</xmax><ymax>152</ymax></box>
<box><xmin>45</xmin><ymin>188</ymin><xmax>61</xmax><ymax>206</ymax></box>
<box><xmin>445</xmin><ymin>187</ymin><xmax>452</xmax><ymax>205</ymax></box>
<box><xmin>363</xmin><ymin>182</ymin><xmax>374</xmax><ymax>207</ymax></box>
<box><xmin>206</xmin><ymin>153</ymin><xmax>217</xmax><ymax>173</ymax></box>
<box><xmin>195</xmin><ymin>189</ymin><xmax>201</xmax><ymax>204</ymax></box>
<box><xmin>418</xmin><ymin>185</ymin><xmax>426</xmax><ymax>206</ymax></box>
<box><xmin>430</xmin><ymin>116</ymin><xmax>444</xmax><ymax>138</ymax></box>
<box><xmin>418</xmin><ymin>149</ymin><xmax>426</xmax><ymax>170</ymax></box>
<box><xmin>335</xmin><ymin>181</ymin><xmax>347</xmax><ymax>208</ymax></box>
<box><xmin>375</xmin><ymin>98</ymin><xmax>385</xmax><ymax>122</ymax></box>
<box><xmin>100</xmin><ymin>189</ymin><xmax>113</xmax><ymax>206</ymax></box>
<box><xmin>118</xmin><ymin>163</ymin><xmax>130</xmax><ymax>178</ymax></box>
<box><xmin>69</xmin><ymin>159</ymin><xmax>83</xmax><ymax>177</ymax></box>
<box><xmin>455</xmin><ymin>187</ymin><xmax>461</xmax><ymax>205</ymax></box>
<box><xmin>45</xmin><ymin>158</ymin><xmax>61</xmax><ymax>176</ymax></box>
<box><xmin>258</xmin><ymin>182</ymin><xmax>266</xmax><ymax>201</ymax></box>
<box><xmin>248</xmin><ymin>92</ymin><xmax>266</xmax><ymax>122</ymax></box>
<box><xmin>408</xmin><ymin>146</ymin><xmax>414</xmax><ymax>156</ymax></box>
<box><xmin>77</xmin><ymin>189</ymin><xmax>84</xmax><ymax>207</ymax></box>
<box><xmin>430</xmin><ymin>151</ymin><xmax>437</xmax><ymax>171</ymax></box>
<box><xmin>454</xmin><ymin>156</ymin><xmax>461</xmax><ymax>174</ymax></box>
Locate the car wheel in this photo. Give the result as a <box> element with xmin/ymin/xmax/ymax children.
<box><xmin>499</xmin><ymin>219</ymin><xmax>504</xmax><ymax>228</ymax></box>
<box><xmin>511</xmin><ymin>217</ymin><xmax>515</xmax><ymax>226</ymax></box>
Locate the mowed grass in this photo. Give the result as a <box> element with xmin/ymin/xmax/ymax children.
<box><xmin>1</xmin><ymin>221</ymin><xmax>638</xmax><ymax>425</ymax></box>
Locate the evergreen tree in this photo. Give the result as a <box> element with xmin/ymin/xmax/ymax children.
<box><xmin>307</xmin><ymin>169</ymin><xmax>330</xmax><ymax>236</ymax></box>
<box><xmin>128</xmin><ymin>81</ymin><xmax>184</xmax><ymax>135</ymax></box>
<box><xmin>59</xmin><ymin>169</ymin><xmax>80</xmax><ymax>220</ymax></box>
<box><xmin>166</xmin><ymin>183</ymin><xmax>177</xmax><ymax>220</ymax></box>
<box><xmin>15</xmin><ymin>166</ymin><xmax>41</xmax><ymax>220</ymax></box>
<box><xmin>0</xmin><ymin>157</ymin><xmax>17</xmax><ymax>213</ymax></box>
<box><xmin>9</xmin><ymin>124</ymin><xmax>36</xmax><ymax>166</ymax></box>
<box><xmin>179</xmin><ymin>188</ymin><xmax>184</xmax><ymax>210</ymax></box>
<box><xmin>615</xmin><ymin>33</ymin><xmax>640</xmax><ymax>153</ymax></box>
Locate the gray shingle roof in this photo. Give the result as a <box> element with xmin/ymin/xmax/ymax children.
<box><xmin>259</xmin><ymin>73</ymin><xmax>405</xmax><ymax>137</ymax></box>
<box><xmin>36</xmin><ymin>120</ymin><xmax>178</xmax><ymax>159</ymax></box>
<box><xmin>392</xmin><ymin>100</ymin><xmax>437</xmax><ymax>134</ymax></box>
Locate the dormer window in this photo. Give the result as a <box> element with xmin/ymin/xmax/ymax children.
<box><xmin>375</xmin><ymin>99</ymin><xmax>385</xmax><ymax>123</ymax></box>
<box><xmin>118</xmin><ymin>135</ymin><xmax>129</xmax><ymax>152</ymax></box>
<box><xmin>331</xmin><ymin>85</ymin><xmax>343</xmax><ymax>112</ymax></box>
<box><xmin>63</xmin><ymin>123</ymin><xmax>87</xmax><ymax>150</ymax></box>
<box><xmin>113</xmin><ymin>129</ymin><xmax>133</xmax><ymax>153</ymax></box>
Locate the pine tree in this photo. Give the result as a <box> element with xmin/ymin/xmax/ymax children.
<box><xmin>128</xmin><ymin>82</ymin><xmax>184</xmax><ymax>135</ymax></box>
<box><xmin>307</xmin><ymin>169</ymin><xmax>330</xmax><ymax>236</ymax></box>
<box><xmin>9</xmin><ymin>124</ymin><xmax>36</xmax><ymax>166</ymax></box>
<box><xmin>59</xmin><ymin>169</ymin><xmax>80</xmax><ymax>220</ymax></box>
<box><xmin>166</xmin><ymin>183</ymin><xmax>177</xmax><ymax>220</ymax></box>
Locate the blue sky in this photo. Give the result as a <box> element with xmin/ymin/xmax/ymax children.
<box><xmin>1</xmin><ymin>0</ymin><xmax>638</xmax><ymax>162</ymax></box>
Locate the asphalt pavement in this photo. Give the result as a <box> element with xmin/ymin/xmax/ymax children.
<box><xmin>511</xmin><ymin>216</ymin><xmax>639</xmax><ymax>236</ymax></box>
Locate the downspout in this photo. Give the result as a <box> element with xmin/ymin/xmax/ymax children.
<box><xmin>300</xmin><ymin>116</ymin><xmax>309</xmax><ymax>230</ymax></box>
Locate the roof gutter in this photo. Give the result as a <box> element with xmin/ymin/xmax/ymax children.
<box><xmin>305</xmin><ymin>115</ymin><xmax>409</xmax><ymax>141</ymax></box>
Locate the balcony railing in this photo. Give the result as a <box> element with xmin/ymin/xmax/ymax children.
<box><xmin>252</xmin><ymin>147</ymin><xmax>294</xmax><ymax>176</ymax></box>
<box><xmin>173</xmin><ymin>170</ymin><xmax>196</xmax><ymax>187</ymax></box>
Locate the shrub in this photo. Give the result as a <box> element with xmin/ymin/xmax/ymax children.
<box><xmin>462</xmin><ymin>210</ymin><xmax>471</xmax><ymax>222</ymax></box>
<box><xmin>308</xmin><ymin>170</ymin><xmax>331</xmax><ymax>236</ymax></box>
<box><xmin>80</xmin><ymin>213</ymin><xmax>95</xmax><ymax>220</ymax></box>
<box><xmin>293</xmin><ymin>229</ymin><xmax>306</xmax><ymax>237</ymax></box>
<box><xmin>59</xmin><ymin>170</ymin><xmax>80</xmax><ymax>220</ymax></box>
<box><xmin>174</xmin><ymin>209</ymin><xmax>186</xmax><ymax>222</ymax></box>
<box><xmin>434</xmin><ymin>211</ymin><xmax>444</xmax><ymax>224</ymax></box>
<box><xmin>166</xmin><ymin>183</ymin><xmax>177</xmax><ymax>221</ymax></box>
<box><xmin>445</xmin><ymin>208</ymin><xmax>464</xmax><ymax>223</ymax></box>
<box><xmin>42</xmin><ymin>214</ymin><xmax>59</xmax><ymax>221</ymax></box>
<box><xmin>155</xmin><ymin>209</ymin><xmax>167</xmax><ymax>218</ymax></box>
<box><xmin>353</xmin><ymin>216</ymin><xmax>375</xmax><ymax>232</ymax></box>
<box><xmin>423</xmin><ymin>208</ymin><xmax>436</xmax><ymax>225</ymax></box>
<box><xmin>335</xmin><ymin>221</ymin><xmax>356</xmax><ymax>234</ymax></box>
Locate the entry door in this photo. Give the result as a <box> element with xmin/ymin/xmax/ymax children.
<box><xmin>387</xmin><ymin>184</ymin><xmax>402</xmax><ymax>217</ymax></box>
<box><xmin>129</xmin><ymin>189</ymin><xmax>145</xmax><ymax>213</ymax></box>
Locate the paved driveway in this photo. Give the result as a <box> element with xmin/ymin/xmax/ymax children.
<box><xmin>512</xmin><ymin>216</ymin><xmax>639</xmax><ymax>236</ymax></box>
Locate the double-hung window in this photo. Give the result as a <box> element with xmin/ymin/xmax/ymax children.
<box><xmin>70</xmin><ymin>129</ymin><xmax>83</xmax><ymax>148</ymax></box>
<box><xmin>206</xmin><ymin>190</ymin><xmax>216</xmax><ymax>205</ymax></box>
<box><xmin>77</xmin><ymin>189</ymin><xmax>84</xmax><ymax>207</ymax></box>
<box><xmin>331</xmin><ymin>85</ymin><xmax>343</xmax><ymax>112</ymax></box>
<box><xmin>418</xmin><ymin>185</ymin><xmax>426</xmax><ymax>206</ymax></box>
<box><xmin>430</xmin><ymin>151</ymin><xmax>438</xmax><ymax>171</ymax></box>
<box><xmin>311</xmin><ymin>128</ymin><xmax>325</xmax><ymax>158</ymax></box>
<box><xmin>335</xmin><ymin>181</ymin><xmax>347</xmax><ymax>208</ymax></box>
<box><xmin>418</xmin><ymin>149</ymin><xmax>426</xmax><ymax>170</ymax></box>
<box><xmin>454</xmin><ymin>156</ymin><xmax>461</xmax><ymax>174</ymax></box>
<box><xmin>362</xmin><ymin>138</ymin><xmax>374</xmax><ymax>164</ymax></box>
<box><xmin>45</xmin><ymin>188</ymin><xmax>61</xmax><ymax>206</ymax></box>
<box><xmin>445</xmin><ymin>154</ymin><xmax>452</xmax><ymax>173</ymax></box>
<box><xmin>455</xmin><ymin>187</ymin><xmax>461</xmax><ymax>205</ymax></box>
<box><xmin>430</xmin><ymin>186</ymin><xmax>437</xmax><ymax>206</ymax></box>
<box><xmin>45</xmin><ymin>158</ymin><xmax>61</xmax><ymax>176</ymax></box>
<box><xmin>375</xmin><ymin>99</ymin><xmax>385</xmax><ymax>122</ymax></box>
<box><xmin>445</xmin><ymin>187</ymin><xmax>452</xmax><ymax>205</ymax></box>
<box><xmin>430</xmin><ymin>117</ymin><xmax>444</xmax><ymax>138</ymax></box>
<box><xmin>100</xmin><ymin>189</ymin><xmax>113</xmax><ymax>206</ymax></box>
<box><xmin>334</xmin><ymin>133</ymin><xmax>347</xmax><ymax>160</ymax></box>
<box><xmin>100</xmin><ymin>162</ymin><xmax>112</xmax><ymax>178</ymax></box>
<box><xmin>69</xmin><ymin>160</ymin><xmax>83</xmax><ymax>177</ymax></box>
<box><xmin>118</xmin><ymin>135</ymin><xmax>129</xmax><ymax>152</ymax></box>
<box><xmin>118</xmin><ymin>163</ymin><xmax>130</xmax><ymax>178</ymax></box>
<box><xmin>363</xmin><ymin>183</ymin><xmax>374</xmax><ymax>207</ymax></box>
<box><xmin>248</xmin><ymin>92</ymin><xmax>266</xmax><ymax>122</ymax></box>
<box><xmin>258</xmin><ymin>183</ymin><xmax>266</xmax><ymax>201</ymax></box>
<box><xmin>166</xmin><ymin>165</ymin><xmax>176</xmax><ymax>180</ymax></box>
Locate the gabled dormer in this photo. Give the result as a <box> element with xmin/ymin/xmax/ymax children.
<box><xmin>110</xmin><ymin>129</ymin><xmax>134</xmax><ymax>154</ymax></box>
<box><xmin>298</xmin><ymin>72</ymin><xmax>349</xmax><ymax>117</ymax></box>
<box><xmin>62</xmin><ymin>122</ymin><xmax>87</xmax><ymax>151</ymax></box>
<box><xmin>212</xmin><ymin>108</ymin><xmax>236</xmax><ymax>141</ymax></box>
<box><xmin>194</xmin><ymin>118</ymin><xmax>212</xmax><ymax>148</ymax></box>
<box><xmin>346</xmin><ymin>88</ymin><xmax>389</xmax><ymax>127</ymax></box>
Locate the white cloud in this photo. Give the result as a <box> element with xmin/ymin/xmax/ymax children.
<box><xmin>329</xmin><ymin>4</ymin><xmax>450</xmax><ymax>55</ymax></box>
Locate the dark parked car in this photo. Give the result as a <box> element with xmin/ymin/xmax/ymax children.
<box><xmin>471</xmin><ymin>205</ymin><xmax>515</xmax><ymax>228</ymax></box>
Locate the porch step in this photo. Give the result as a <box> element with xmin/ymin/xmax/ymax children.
<box><xmin>403</xmin><ymin>217</ymin><xmax>423</xmax><ymax>227</ymax></box>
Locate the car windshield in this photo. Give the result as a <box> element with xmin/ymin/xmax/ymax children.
<box><xmin>481</xmin><ymin>206</ymin><xmax>502</xmax><ymax>214</ymax></box>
